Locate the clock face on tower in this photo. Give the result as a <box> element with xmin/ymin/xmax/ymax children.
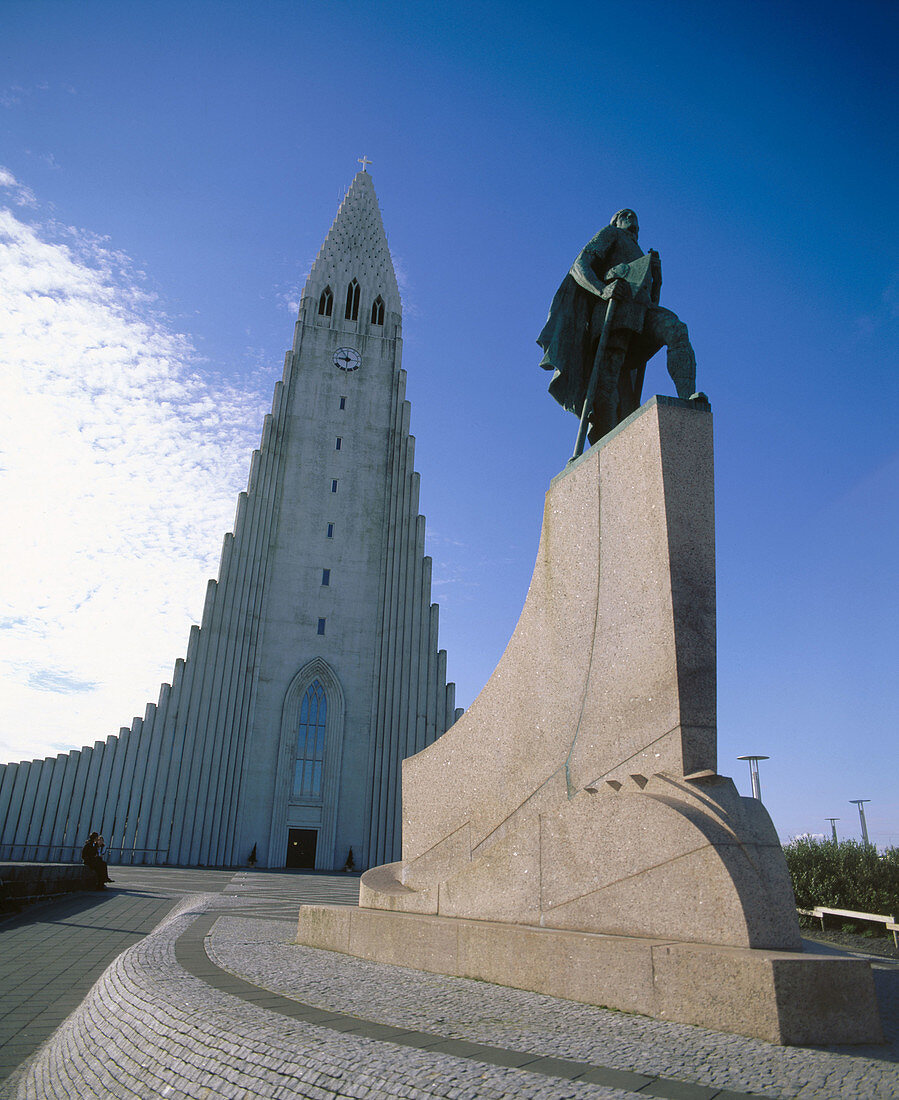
<box><xmin>333</xmin><ymin>347</ymin><xmax>362</xmax><ymax>372</ymax></box>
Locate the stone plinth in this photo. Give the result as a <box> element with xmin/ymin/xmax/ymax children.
<box><xmin>297</xmin><ymin>905</ymin><xmax>882</xmax><ymax>1046</ymax></box>
<box><xmin>297</xmin><ymin>396</ymin><xmax>883</xmax><ymax>1044</ymax></box>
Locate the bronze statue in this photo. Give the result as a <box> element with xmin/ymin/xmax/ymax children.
<box><xmin>537</xmin><ymin>209</ymin><xmax>700</xmax><ymax>457</ymax></box>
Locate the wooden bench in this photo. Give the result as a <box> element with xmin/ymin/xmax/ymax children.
<box><xmin>798</xmin><ymin>905</ymin><xmax>898</xmax><ymax>947</ymax></box>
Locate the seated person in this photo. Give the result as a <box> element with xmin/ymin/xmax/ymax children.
<box><xmin>81</xmin><ymin>831</ymin><xmax>112</xmax><ymax>889</ymax></box>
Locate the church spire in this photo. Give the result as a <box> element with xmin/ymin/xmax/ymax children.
<box><xmin>302</xmin><ymin>171</ymin><xmax>401</xmax><ymax>324</ymax></box>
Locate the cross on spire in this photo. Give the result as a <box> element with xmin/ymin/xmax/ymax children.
<box><xmin>358</xmin><ymin>155</ymin><xmax>373</xmax><ymax>173</ymax></box>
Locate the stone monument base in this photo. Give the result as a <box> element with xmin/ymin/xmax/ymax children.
<box><xmin>296</xmin><ymin>904</ymin><xmax>883</xmax><ymax>1046</ymax></box>
<box><xmin>296</xmin><ymin>398</ymin><xmax>883</xmax><ymax>1047</ymax></box>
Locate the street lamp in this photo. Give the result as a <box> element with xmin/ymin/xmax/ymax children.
<box><xmin>849</xmin><ymin>800</ymin><xmax>871</xmax><ymax>846</ymax></box>
<box><xmin>737</xmin><ymin>755</ymin><xmax>770</xmax><ymax>801</ymax></box>
<box><xmin>825</xmin><ymin>817</ymin><xmax>840</xmax><ymax>843</ymax></box>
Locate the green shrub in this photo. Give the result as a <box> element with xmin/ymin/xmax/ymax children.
<box><xmin>783</xmin><ymin>837</ymin><xmax>899</xmax><ymax>915</ymax></box>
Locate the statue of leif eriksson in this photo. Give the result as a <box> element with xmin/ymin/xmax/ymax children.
<box><xmin>537</xmin><ymin>209</ymin><xmax>706</xmax><ymax>459</ymax></box>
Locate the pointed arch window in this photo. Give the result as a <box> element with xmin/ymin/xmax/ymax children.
<box><xmin>294</xmin><ymin>680</ymin><xmax>327</xmax><ymax>798</ymax></box>
<box><xmin>318</xmin><ymin>286</ymin><xmax>333</xmax><ymax>317</ymax></box>
<box><xmin>344</xmin><ymin>279</ymin><xmax>360</xmax><ymax>321</ymax></box>
<box><xmin>370</xmin><ymin>295</ymin><xmax>385</xmax><ymax>325</ymax></box>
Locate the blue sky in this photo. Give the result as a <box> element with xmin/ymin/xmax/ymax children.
<box><xmin>1</xmin><ymin>0</ymin><xmax>896</xmax><ymax>847</ymax></box>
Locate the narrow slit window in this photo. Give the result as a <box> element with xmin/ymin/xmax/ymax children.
<box><xmin>344</xmin><ymin>279</ymin><xmax>360</xmax><ymax>320</ymax></box>
<box><xmin>335</xmin><ymin>437</ymin><xmax>342</xmax><ymax>450</ymax></box>
<box><xmin>370</xmin><ymin>296</ymin><xmax>385</xmax><ymax>325</ymax></box>
<box><xmin>321</xmin><ymin>569</ymin><xmax>330</xmax><ymax>586</ymax></box>
<box><xmin>339</xmin><ymin>396</ymin><xmax>347</xmax><ymax>410</ymax></box>
<box><xmin>317</xmin><ymin>618</ymin><xmax>326</xmax><ymax>636</ymax></box>
<box><xmin>331</xmin><ymin>479</ymin><xmax>338</xmax><ymax>493</ymax></box>
<box><xmin>318</xmin><ymin>286</ymin><xmax>333</xmax><ymax>317</ymax></box>
<box><xmin>326</xmin><ymin>523</ymin><xmax>334</xmax><ymax>538</ymax></box>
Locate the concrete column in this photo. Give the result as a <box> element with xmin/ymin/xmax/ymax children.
<box><xmin>179</xmin><ymin>581</ymin><xmax>226</xmax><ymax>866</ymax></box>
<box><xmin>195</xmin><ymin>537</ymin><xmax>237</xmax><ymax>866</ymax></box>
<box><xmin>157</xmin><ymin>626</ymin><xmax>201</xmax><ymax>861</ymax></box>
<box><xmin>109</xmin><ymin>718</ymin><xmax>143</xmax><ymax>857</ymax></box>
<box><xmin>48</xmin><ymin>751</ymin><xmax>80</xmax><ymax>859</ymax></box>
<box><xmin>367</xmin><ymin>373</ymin><xmax>405</xmax><ymax>864</ymax></box>
<box><xmin>0</xmin><ymin>763</ymin><xmax>25</xmax><ymax>849</ymax></box>
<box><xmin>376</xmin><ymin>396</ymin><xmax>412</xmax><ymax>865</ymax></box>
<box><xmin>92</xmin><ymin>734</ymin><xmax>119</xmax><ymax>847</ymax></box>
<box><xmin>144</xmin><ymin>659</ymin><xmax>186</xmax><ymax>862</ymax></box>
<box><xmin>414</xmin><ymin>557</ymin><xmax>434</xmax><ymax>755</ymax></box>
<box><xmin>381</xmin><ymin>425</ymin><xmax>414</xmax><ymax>863</ymax></box>
<box><xmin>200</xmin><ymin>533</ymin><xmax>242</xmax><ymax>866</ymax></box>
<box><xmin>215</xmin><ymin>482</ymin><xmax>257</xmax><ymax>866</ymax></box>
<box><xmin>193</xmin><ymin>544</ymin><xmax>237</xmax><ymax>865</ymax></box>
<box><xmin>0</xmin><ymin>762</ymin><xmax>19</xmax><ymax>843</ymax></box>
<box><xmin>131</xmin><ymin>683</ymin><xmax>172</xmax><ymax>862</ymax></box>
<box><xmin>443</xmin><ymin>672</ymin><xmax>455</xmax><ymax>733</ymax></box>
<box><xmin>13</xmin><ymin>756</ymin><xmax>49</xmax><ymax>859</ymax></box>
<box><xmin>398</xmin><ymin>466</ymin><xmax>422</xmax><ymax>765</ymax></box>
<box><xmin>427</xmin><ymin>606</ymin><xmax>441</xmax><ymax>748</ymax></box>
<box><xmin>405</xmin><ymin>515</ymin><xmax>425</xmax><ymax>760</ymax></box>
<box><xmin>213</xmin><ymin>490</ymin><xmax>251</xmax><ymax>865</ymax></box>
<box><xmin>169</xmin><ymin>578</ymin><xmax>222</xmax><ymax>864</ymax></box>
<box><xmin>35</xmin><ymin>754</ymin><xmax>68</xmax><ymax>860</ymax></box>
<box><xmin>121</xmin><ymin>704</ymin><xmax>157</xmax><ymax>863</ymax></box>
<box><xmin>101</xmin><ymin>731</ymin><xmax>129</xmax><ymax>857</ymax></box>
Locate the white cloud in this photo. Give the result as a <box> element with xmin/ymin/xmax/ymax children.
<box><xmin>0</xmin><ymin>167</ymin><xmax>35</xmax><ymax>207</ymax></box>
<box><xmin>0</xmin><ymin>176</ymin><xmax>269</xmax><ymax>763</ymax></box>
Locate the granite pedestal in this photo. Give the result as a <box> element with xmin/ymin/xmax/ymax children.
<box><xmin>297</xmin><ymin>397</ymin><xmax>883</xmax><ymax>1045</ymax></box>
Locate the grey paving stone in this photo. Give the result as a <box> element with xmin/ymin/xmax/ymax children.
<box><xmin>575</xmin><ymin>1066</ymin><xmax>656</xmax><ymax>1090</ymax></box>
<box><xmin>638</xmin><ymin>1080</ymin><xmax>721</xmax><ymax>1098</ymax></box>
<box><xmin>518</xmin><ymin>1055</ymin><xmax>599</xmax><ymax>1079</ymax></box>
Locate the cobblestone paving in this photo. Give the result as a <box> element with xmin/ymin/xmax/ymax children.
<box><xmin>207</xmin><ymin>916</ymin><xmax>899</xmax><ymax>1099</ymax></box>
<box><xmin>1</xmin><ymin>868</ymin><xmax>897</xmax><ymax>1099</ymax></box>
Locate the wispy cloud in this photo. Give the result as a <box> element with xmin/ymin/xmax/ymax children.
<box><xmin>0</xmin><ymin>169</ymin><xmax>268</xmax><ymax>762</ymax></box>
<box><xmin>0</xmin><ymin>167</ymin><xmax>35</xmax><ymax>206</ymax></box>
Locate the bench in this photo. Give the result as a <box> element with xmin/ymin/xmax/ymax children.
<box><xmin>798</xmin><ymin>905</ymin><xmax>898</xmax><ymax>947</ymax></box>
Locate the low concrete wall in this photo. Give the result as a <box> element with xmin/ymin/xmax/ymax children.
<box><xmin>0</xmin><ymin>861</ymin><xmax>95</xmax><ymax>907</ymax></box>
<box><xmin>297</xmin><ymin>903</ymin><xmax>885</xmax><ymax>1047</ymax></box>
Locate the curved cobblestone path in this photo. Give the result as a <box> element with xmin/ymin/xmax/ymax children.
<box><xmin>1</xmin><ymin>867</ymin><xmax>897</xmax><ymax>1098</ymax></box>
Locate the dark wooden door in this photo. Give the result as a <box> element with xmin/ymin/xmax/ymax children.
<box><xmin>285</xmin><ymin>828</ymin><xmax>317</xmax><ymax>868</ymax></box>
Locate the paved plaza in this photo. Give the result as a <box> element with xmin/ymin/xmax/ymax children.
<box><xmin>0</xmin><ymin>867</ymin><xmax>896</xmax><ymax>1098</ymax></box>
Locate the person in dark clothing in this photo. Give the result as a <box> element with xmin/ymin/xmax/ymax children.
<box><xmin>81</xmin><ymin>831</ymin><xmax>112</xmax><ymax>889</ymax></box>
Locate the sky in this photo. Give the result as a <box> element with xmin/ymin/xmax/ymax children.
<box><xmin>1</xmin><ymin>0</ymin><xmax>896</xmax><ymax>848</ymax></box>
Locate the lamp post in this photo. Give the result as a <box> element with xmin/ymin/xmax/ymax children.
<box><xmin>737</xmin><ymin>755</ymin><xmax>770</xmax><ymax>801</ymax></box>
<box><xmin>825</xmin><ymin>817</ymin><xmax>839</xmax><ymax>843</ymax></box>
<box><xmin>849</xmin><ymin>800</ymin><xmax>871</xmax><ymax>846</ymax></box>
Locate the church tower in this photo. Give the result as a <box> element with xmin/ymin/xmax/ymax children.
<box><xmin>0</xmin><ymin>170</ymin><xmax>462</xmax><ymax>871</ymax></box>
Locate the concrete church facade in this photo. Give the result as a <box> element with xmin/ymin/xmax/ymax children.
<box><xmin>0</xmin><ymin>170</ymin><xmax>462</xmax><ymax>871</ymax></box>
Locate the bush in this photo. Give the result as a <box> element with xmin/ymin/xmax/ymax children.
<box><xmin>783</xmin><ymin>837</ymin><xmax>899</xmax><ymax>915</ymax></box>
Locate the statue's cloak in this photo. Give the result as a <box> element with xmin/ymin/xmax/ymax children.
<box><xmin>537</xmin><ymin>225</ymin><xmax>648</xmax><ymax>415</ymax></box>
<box><xmin>537</xmin><ymin>272</ymin><xmax>595</xmax><ymax>414</ymax></box>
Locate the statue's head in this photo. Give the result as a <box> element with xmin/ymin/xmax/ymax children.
<box><xmin>610</xmin><ymin>209</ymin><xmax>639</xmax><ymax>240</ymax></box>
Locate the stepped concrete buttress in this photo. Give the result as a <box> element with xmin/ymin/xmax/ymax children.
<box><xmin>297</xmin><ymin>396</ymin><xmax>884</xmax><ymax>1045</ymax></box>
